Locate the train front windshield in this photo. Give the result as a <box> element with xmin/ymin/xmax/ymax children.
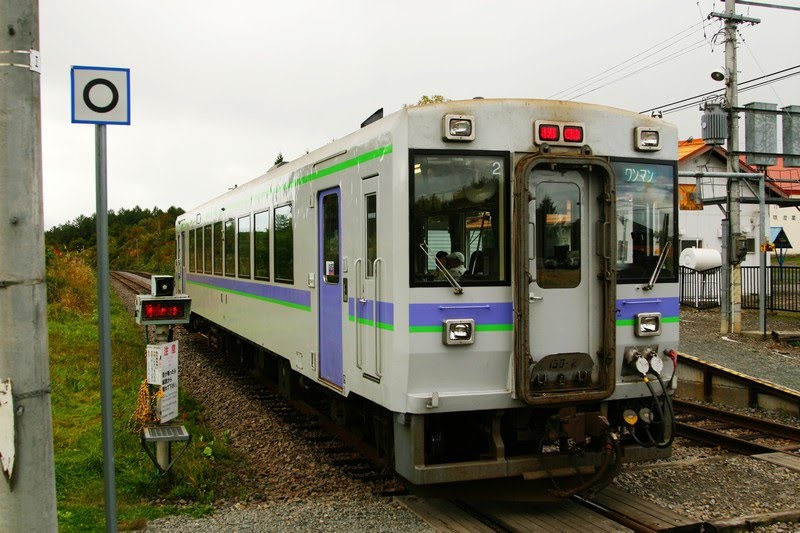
<box><xmin>612</xmin><ymin>161</ymin><xmax>677</xmax><ymax>282</ymax></box>
<box><xmin>410</xmin><ymin>152</ymin><xmax>508</xmax><ymax>285</ymax></box>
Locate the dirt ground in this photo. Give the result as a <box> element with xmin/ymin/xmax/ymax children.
<box><xmin>678</xmin><ymin>306</ymin><xmax>800</xmax><ymax>391</ymax></box>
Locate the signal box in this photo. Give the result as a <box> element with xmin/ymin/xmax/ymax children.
<box><xmin>135</xmin><ymin>294</ymin><xmax>192</xmax><ymax>325</ymax></box>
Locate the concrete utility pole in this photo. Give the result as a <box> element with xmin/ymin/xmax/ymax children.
<box><xmin>717</xmin><ymin>0</ymin><xmax>747</xmax><ymax>333</ymax></box>
<box><xmin>0</xmin><ymin>0</ymin><xmax>58</xmax><ymax>530</ymax></box>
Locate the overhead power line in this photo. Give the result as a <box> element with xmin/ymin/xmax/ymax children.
<box><xmin>548</xmin><ymin>20</ymin><xmax>709</xmax><ymax>100</ymax></box>
<box><xmin>640</xmin><ymin>64</ymin><xmax>800</xmax><ymax>115</ymax></box>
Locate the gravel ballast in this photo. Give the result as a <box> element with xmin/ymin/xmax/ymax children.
<box><xmin>119</xmin><ymin>282</ymin><xmax>799</xmax><ymax>531</ymax></box>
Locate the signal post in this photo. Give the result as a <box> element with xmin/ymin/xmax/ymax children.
<box><xmin>135</xmin><ymin>276</ymin><xmax>192</xmax><ymax>473</ymax></box>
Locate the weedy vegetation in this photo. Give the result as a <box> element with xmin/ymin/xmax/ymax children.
<box><xmin>47</xmin><ymin>251</ymin><xmax>248</xmax><ymax>531</ymax></box>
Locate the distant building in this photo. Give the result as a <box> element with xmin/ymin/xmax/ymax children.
<box><xmin>766</xmin><ymin>158</ymin><xmax>800</xmax><ymax>257</ymax></box>
<box><xmin>677</xmin><ymin>139</ymin><xmax>788</xmax><ymax>266</ymax></box>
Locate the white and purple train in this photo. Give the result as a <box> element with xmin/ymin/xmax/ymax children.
<box><xmin>175</xmin><ymin>98</ymin><xmax>679</xmax><ymax>496</ymax></box>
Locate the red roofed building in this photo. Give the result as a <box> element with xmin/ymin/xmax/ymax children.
<box><xmin>766</xmin><ymin>158</ymin><xmax>800</xmax><ymax>255</ymax></box>
<box><xmin>677</xmin><ymin>139</ymin><xmax>793</xmax><ymax>265</ymax></box>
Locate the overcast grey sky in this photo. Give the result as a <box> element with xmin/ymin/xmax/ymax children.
<box><xmin>39</xmin><ymin>0</ymin><xmax>800</xmax><ymax>229</ymax></box>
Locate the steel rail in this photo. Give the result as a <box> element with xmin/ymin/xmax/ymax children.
<box><xmin>674</xmin><ymin>399</ymin><xmax>800</xmax><ymax>443</ymax></box>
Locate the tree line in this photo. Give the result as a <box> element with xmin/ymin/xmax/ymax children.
<box><xmin>46</xmin><ymin>206</ymin><xmax>184</xmax><ymax>275</ymax></box>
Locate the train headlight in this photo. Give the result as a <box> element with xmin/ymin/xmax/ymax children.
<box><xmin>442</xmin><ymin>319</ymin><xmax>475</xmax><ymax>345</ymax></box>
<box><xmin>635</xmin><ymin>127</ymin><xmax>661</xmax><ymax>151</ymax></box>
<box><xmin>442</xmin><ymin>114</ymin><xmax>475</xmax><ymax>142</ymax></box>
<box><xmin>635</xmin><ymin>312</ymin><xmax>662</xmax><ymax>337</ymax></box>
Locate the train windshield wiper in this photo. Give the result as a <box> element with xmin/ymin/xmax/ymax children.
<box><xmin>419</xmin><ymin>243</ymin><xmax>463</xmax><ymax>295</ymax></box>
<box><xmin>643</xmin><ymin>240</ymin><xmax>672</xmax><ymax>291</ymax></box>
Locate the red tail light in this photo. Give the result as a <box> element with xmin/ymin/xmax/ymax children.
<box><xmin>538</xmin><ymin>124</ymin><xmax>560</xmax><ymax>142</ymax></box>
<box><xmin>563</xmin><ymin>125</ymin><xmax>584</xmax><ymax>143</ymax></box>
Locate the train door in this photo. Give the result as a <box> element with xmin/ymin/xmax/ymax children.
<box><xmin>514</xmin><ymin>159</ymin><xmax>615</xmax><ymax>404</ymax></box>
<box><xmin>355</xmin><ymin>176</ymin><xmax>381</xmax><ymax>382</ymax></box>
<box><xmin>318</xmin><ymin>187</ymin><xmax>344</xmax><ymax>389</ymax></box>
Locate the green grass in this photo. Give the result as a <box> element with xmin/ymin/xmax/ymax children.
<box><xmin>50</xmin><ymin>291</ymin><xmax>249</xmax><ymax>531</ymax></box>
<box><xmin>778</xmin><ymin>254</ymin><xmax>800</xmax><ymax>267</ymax></box>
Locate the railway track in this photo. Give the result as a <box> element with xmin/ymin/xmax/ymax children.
<box><xmin>674</xmin><ymin>398</ymin><xmax>800</xmax><ymax>455</ymax></box>
<box><xmin>114</xmin><ymin>272</ymin><xmax>800</xmax><ymax>531</ymax></box>
<box><xmin>110</xmin><ymin>270</ymin><xmax>151</xmax><ymax>294</ymax></box>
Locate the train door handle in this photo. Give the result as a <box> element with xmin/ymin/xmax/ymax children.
<box><xmin>529</xmin><ymin>293</ymin><xmax>543</xmax><ymax>302</ymax></box>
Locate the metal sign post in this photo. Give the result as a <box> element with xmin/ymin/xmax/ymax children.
<box><xmin>71</xmin><ymin>65</ymin><xmax>130</xmax><ymax>533</ymax></box>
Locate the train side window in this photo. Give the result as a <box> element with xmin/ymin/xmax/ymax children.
<box><xmin>365</xmin><ymin>193</ymin><xmax>377</xmax><ymax>278</ymax></box>
<box><xmin>188</xmin><ymin>228</ymin><xmax>195</xmax><ymax>273</ymax></box>
<box><xmin>254</xmin><ymin>210</ymin><xmax>270</xmax><ymax>281</ymax></box>
<box><xmin>224</xmin><ymin>218</ymin><xmax>235</xmax><ymax>277</ymax></box>
<box><xmin>203</xmin><ymin>224</ymin><xmax>212</xmax><ymax>274</ymax></box>
<box><xmin>274</xmin><ymin>204</ymin><xmax>294</xmax><ymax>283</ymax></box>
<box><xmin>238</xmin><ymin>215</ymin><xmax>251</xmax><ymax>279</ymax></box>
<box><xmin>213</xmin><ymin>222</ymin><xmax>223</xmax><ymax>275</ymax></box>
<box><xmin>322</xmin><ymin>194</ymin><xmax>339</xmax><ymax>284</ymax></box>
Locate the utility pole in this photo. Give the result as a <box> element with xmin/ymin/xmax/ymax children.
<box><xmin>722</xmin><ymin>0</ymin><xmax>742</xmax><ymax>334</ymax></box>
<box><xmin>713</xmin><ymin>0</ymin><xmax>760</xmax><ymax>333</ymax></box>
<box><xmin>0</xmin><ymin>0</ymin><xmax>58</xmax><ymax>530</ymax></box>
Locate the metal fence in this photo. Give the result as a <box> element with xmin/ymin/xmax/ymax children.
<box><xmin>679</xmin><ymin>265</ymin><xmax>800</xmax><ymax>312</ymax></box>
<box><xmin>679</xmin><ymin>266</ymin><xmax>722</xmax><ymax>309</ymax></box>
<box><xmin>741</xmin><ymin>265</ymin><xmax>800</xmax><ymax>312</ymax></box>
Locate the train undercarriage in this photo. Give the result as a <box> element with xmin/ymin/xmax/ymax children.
<box><xmin>190</xmin><ymin>315</ymin><xmax>672</xmax><ymax>500</ymax></box>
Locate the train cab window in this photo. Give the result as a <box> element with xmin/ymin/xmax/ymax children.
<box><xmin>213</xmin><ymin>222</ymin><xmax>223</xmax><ymax>275</ymax></box>
<box><xmin>535</xmin><ymin>182</ymin><xmax>581</xmax><ymax>289</ymax></box>
<box><xmin>322</xmin><ymin>194</ymin><xmax>339</xmax><ymax>284</ymax></box>
<box><xmin>274</xmin><ymin>204</ymin><xmax>294</xmax><ymax>283</ymax></box>
<box><xmin>203</xmin><ymin>225</ymin><xmax>212</xmax><ymax>274</ymax></box>
<box><xmin>612</xmin><ymin>161</ymin><xmax>677</xmax><ymax>282</ymax></box>
<box><xmin>188</xmin><ymin>228</ymin><xmax>196</xmax><ymax>273</ymax></box>
<box><xmin>410</xmin><ymin>152</ymin><xmax>508</xmax><ymax>285</ymax></box>
<box><xmin>238</xmin><ymin>215</ymin><xmax>251</xmax><ymax>279</ymax></box>
<box><xmin>224</xmin><ymin>218</ymin><xmax>235</xmax><ymax>277</ymax></box>
<box><xmin>254</xmin><ymin>210</ymin><xmax>270</xmax><ymax>281</ymax></box>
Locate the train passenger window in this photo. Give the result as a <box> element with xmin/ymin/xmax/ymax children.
<box><xmin>535</xmin><ymin>182</ymin><xmax>581</xmax><ymax>289</ymax></box>
<box><xmin>238</xmin><ymin>215</ymin><xmax>251</xmax><ymax>279</ymax></box>
<box><xmin>612</xmin><ymin>161</ymin><xmax>677</xmax><ymax>282</ymax></box>
<box><xmin>203</xmin><ymin>225</ymin><xmax>212</xmax><ymax>274</ymax></box>
<box><xmin>322</xmin><ymin>194</ymin><xmax>339</xmax><ymax>284</ymax></box>
<box><xmin>274</xmin><ymin>204</ymin><xmax>294</xmax><ymax>283</ymax></box>
<box><xmin>410</xmin><ymin>151</ymin><xmax>508</xmax><ymax>285</ymax></box>
<box><xmin>224</xmin><ymin>219</ymin><xmax>235</xmax><ymax>277</ymax></box>
<box><xmin>213</xmin><ymin>222</ymin><xmax>223</xmax><ymax>275</ymax></box>
<box><xmin>188</xmin><ymin>228</ymin><xmax>195</xmax><ymax>273</ymax></box>
<box><xmin>365</xmin><ymin>193</ymin><xmax>377</xmax><ymax>277</ymax></box>
<box><xmin>254</xmin><ymin>210</ymin><xmax>270</xmax><ymax>281</ymax></box>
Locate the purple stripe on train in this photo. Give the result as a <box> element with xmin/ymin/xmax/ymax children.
<box><xmin>615</xmin><ymin>297</ymin><xmax>680</xmax><ymax>320</ymax></box>
<box><xmin>409</xmin><ymin>302</ymin><xmax>514</xmax><ymax>327</ymax></box>
<box><xmin>188</xmin><ymin>273</ymin><xmax>312</xmax><ymax>308</ymax></box>
<box><xmin>349</xmin><ymin>298</ymin><xmax>394</xmax><ymax>325</ymax></box>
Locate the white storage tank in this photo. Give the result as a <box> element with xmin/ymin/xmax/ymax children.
<box><xmin>679</xmin><ymin>247</ymin><xmax>722</xmax><ymax>271</ymax></box>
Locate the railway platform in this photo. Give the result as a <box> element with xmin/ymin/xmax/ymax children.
<box><xmin>678</xmin><ymin>306</ymin><xmax>800</xmax><ymax>395</ymax></box>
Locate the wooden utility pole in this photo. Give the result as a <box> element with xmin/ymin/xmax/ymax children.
<box><xmin>0</xmin><ymin>0</ymin><xmax>58</xmax><ymax>530</ymax></box>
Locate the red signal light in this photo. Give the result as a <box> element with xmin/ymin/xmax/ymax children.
<box><xmin>538</xmin><ymin>124</ymin><xmax>560</xmax><ymax>142</ymax></box>
<box><xmin>563</xmin><ymin>125</ymin><xmax>584</xmax><ymax>143</ymax></box>
<box><xmin>143</xmin><ymin>301</ymin><xmax>186</xmax><ymax>320</ymax></box>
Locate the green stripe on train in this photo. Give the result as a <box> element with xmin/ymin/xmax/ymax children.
<box><xmin>347</xmin><ymin>315</ymin><xmax>394</xmax><ymax>331</ymax></box>
<box><xmin>616</xmin><ymin>317</ymin><xmax>680</xmax><ymax>326</ymax></box>
<box><xmin>187</xmin><ymin>280</ymin><xmax>312</xmax><ymax>312</ymax></box>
